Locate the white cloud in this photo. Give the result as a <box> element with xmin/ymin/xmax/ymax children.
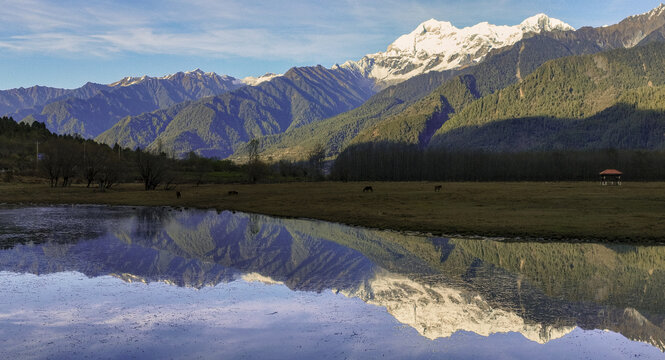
<box><xmin>0</xmin><ymin>0</ymin><xmax>631</xmax><ymax>61</ymax></box>
<box><xmin>0</xmin><ymin>0</ymin><xmax>399</xmax><ymax>61</ymax></box>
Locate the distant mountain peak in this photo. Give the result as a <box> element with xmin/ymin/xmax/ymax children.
<box><xmin>242</xmin><ymin>72</ymin><xmax>282</xmax><ymax>86</ymax></box>
<box><xmin>109</xmin><ymin>69</ymin><xmax>237</xmax><ymax>87</ymax></box>
<box><xmin>342</xmin><ymin>14</ymin><xmax>574</xmax><ymax>86</ymax></box>
<box><xmin>520</xmin><ymin>13</ymin><xmax>575</xmax><ymax>33</ymax></box>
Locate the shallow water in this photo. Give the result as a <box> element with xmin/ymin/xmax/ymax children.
<box><xmin>0</xmin><ymin>205</ymin><xmax>664</xmax><ymax>359</ymax></box>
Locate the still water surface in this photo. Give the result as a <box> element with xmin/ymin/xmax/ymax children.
<box><xmin>0</xmin><ymin>205</ymin><xmax>664</xmax><ymax>359</ymax></box>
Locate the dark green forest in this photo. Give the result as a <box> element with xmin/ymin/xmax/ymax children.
<box><xmin>4</xmin><ymin>114</ymin><xmax>665</xmax><ymax>185</ymax></box>
<box><xmin>331</xmin><ymin>141</ymin><xmax>665</xmax><ymax>181</ymax></box>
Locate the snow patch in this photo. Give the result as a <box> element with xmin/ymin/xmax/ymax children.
<box><xmin>242</xmin><ymin>73</ymin><xmax>282</xmax><ymax>86</ymax></box>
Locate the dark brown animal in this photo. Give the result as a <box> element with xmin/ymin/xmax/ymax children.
<box><xmin>363</xmin><ymin>186</ymin><xmax>373</xmax><ymax>193</ymax></box>
<box><xmin>434</xmin><ymin>185</ymin><xmax>442</xmax><ymax>192</ymax></box>
<box><xmin>228</xmin><ymin>190</ymin><xmax>239</xmax><ymax>196</ymax></box>
<box><xmin>176</xmin><ymin>191</ymin><xmax>181</xmax><ymax>199</ymax></box>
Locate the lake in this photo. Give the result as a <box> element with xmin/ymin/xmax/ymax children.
<box><xmin>0</xmin><ymin>205</ymin><xmax>664</xmax><ymax>359</ymax></box>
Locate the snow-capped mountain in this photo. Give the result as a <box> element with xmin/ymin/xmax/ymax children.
<box><xmin>343</xmin><ymin>14</ymin><xmax>574</xmax><ymax>86</ymax></box>
<box><xmin>109</xmin><ymin>68</ymin><xmax>244</xmax><ymax>88</ymax></box>
<box><xmin>111</xmin><ymin>69</ymin><xmax>285</xmax><ymax>88</ymax></box>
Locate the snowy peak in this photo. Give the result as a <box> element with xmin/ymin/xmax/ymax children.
<box><xmin>634</xmin><ymin>3</ymin><xmax>665</xmax><ymax>20</ymax></box>
<box><xmin>343</xmin><ymin>14</ymin><xmax>574</xmax><ymax>86</ymax></box>
<box><xmin>110</xmin><ymin>75</ymin><xmax>149</xmax><ymax>87</ymax></box>
<box><xmin>109</xmin><ymin>69</ymin><xmax>240</xmax><ymax>87</ymax></box>
<box><xmin>519</xmin><ymin>14</ymin><xmax>575</xmax><ymax>33</ymax></box>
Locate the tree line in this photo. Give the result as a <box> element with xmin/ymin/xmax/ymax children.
<box><xmin>331</xmin><ymin>142</ymin><xmax>665</xmax><ymax>181</ymax></box>
<box><xmin>0</xmin><ymin>116</ymin><xmax>326</xmax><ymax>188</ymax></box>
<box><xmin>6</xmin><ymin>115</ymin><xmax>665</xmax><ymax>185</ymax></box>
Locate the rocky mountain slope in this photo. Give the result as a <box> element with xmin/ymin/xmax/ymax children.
<box><xmin>0</xmin><ymin>82</ymin><xmax>109</xmax><ymax>118</ymax></box>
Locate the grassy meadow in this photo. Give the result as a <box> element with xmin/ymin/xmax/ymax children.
<box><xmin>1</xmin><ymin>181</ymin><xmax>664</xmax><ymax>242</ymax></box>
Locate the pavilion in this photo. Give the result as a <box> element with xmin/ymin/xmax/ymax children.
<box><xmin>599</xmin><ymin>169</ymin><xmax>622</xmax><ymax>186</ymax></box>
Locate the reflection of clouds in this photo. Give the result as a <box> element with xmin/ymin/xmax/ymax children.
<box><xmin>3</xmin><ymin>271</ymin><xmax>663</xmax><ymax>360</ymax></box>
<box><xmin>0</xmin><ymin>272</ymin><xmax>426</xmax><ymax>359</ymax></box>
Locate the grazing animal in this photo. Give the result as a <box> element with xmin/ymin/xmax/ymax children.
<box><xmin>176</xmin><ymin>191</ymin><xmax>181</xmax><ymax>199</ymax></box>
<box><xmin>363</xmin><ymin>186</ymin><xmax>373</xmax><ymax>193</ymax></box>
<box><xmin>228</xmin><ymin>190</ymin><xmax>239</xmax><ymax>196</ymax></box>
<box><xmin>434</xmin><ymin>185</ymin><xmax>442</xmax><ymax>192</ymax></box>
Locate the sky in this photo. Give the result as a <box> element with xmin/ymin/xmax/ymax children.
<box><xmin>0</xmin><ymin>0</ymin><xmax>662</xmax><ymax>90</ymax></box>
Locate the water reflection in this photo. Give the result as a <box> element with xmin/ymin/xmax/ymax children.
<box><xmin>0</xmin><ymin>205</ymin><xmax>664</xmax><ymax>353</ymax></box>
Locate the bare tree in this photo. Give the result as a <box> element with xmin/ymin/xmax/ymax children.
<box><xmin>59</xmin><ymin>140</ymin><xmax>78</xmax><ymax>187</ymax></box>
<box><xmin>96</xmin><ymin>152</ymin><xmax>121</xmax><ymax>191</ymax></box>
<box><xmin>136</xmin><ymin>148</ymin><xmax>169</xmax><ymax>190</ymax></box>
<box><xmin>40</xmin><ymin>138</ymin><xmax>78</xmax><ymax>187</ymax></box>
<box><xmin>246</xmin><ymin>139</ymin><xmax>267</xmax><ymax>183</ymax></box>
<box><xmin>83</xmin><ymin>143</ymin><xmax>106</xmax><ymax>187</ymax></box>
<box><xmin>40</xmin><ymin>141</ymin><xmax>60</xmax><ymax>187</ymax></box>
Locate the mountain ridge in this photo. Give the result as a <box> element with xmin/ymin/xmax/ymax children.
<box><xmin>18</xmin><ymin>70</ymin><xmax>245</xmax><ymax>138</ymax></box>
<box><xmin>97</xmin><ymin>65</ymin><xmax>375</xmax><ymax>158</ymax></box>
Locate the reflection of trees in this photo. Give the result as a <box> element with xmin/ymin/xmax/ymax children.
<box><xmin>249</xmin><ymin>213</ymin><xmax>261</xmax><ymax>236</ymax></box>
<box><xmin>132</xmin><ymin>207</ymin><xmax>174</xmax><ymax>242</ymax></box>
<box><xmin>448</xmin><ymin>240</ymin><xmax>665</xmax><ymax>316</ymax></box>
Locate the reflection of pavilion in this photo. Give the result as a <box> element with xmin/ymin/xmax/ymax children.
<box><xmin>600</xmin><ymin>169</ymin><xmax>622</xmax><ymax>185</ymax></box>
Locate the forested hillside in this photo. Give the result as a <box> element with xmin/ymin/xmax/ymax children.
<box><xmin>237</xmin><ymin>32</ymin><xmax>634</xmax><ymax>161</ymax></box>
<box><xmin>429</xmin><ymin>42</ymin><xmax>665</xmax><ymax>151</ymax></box>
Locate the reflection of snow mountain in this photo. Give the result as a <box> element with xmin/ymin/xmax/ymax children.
<box><xmin>0</xmin><ymin>206</ymin><xmax>664</xmax><ymax>350</ymax></box>
<box><xmin>340</xmin><ymin>270</ymin><xmax>574</xmax><ymax>343</ymax></box>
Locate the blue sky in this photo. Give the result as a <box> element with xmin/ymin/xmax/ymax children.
<box><xmin>0</xmin><ymin>0</ymin><xmax>661</xmax><ymax>90</ymax></box>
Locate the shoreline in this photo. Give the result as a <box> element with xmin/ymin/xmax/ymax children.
<box><xmin>2</xmin><ymin>182</ymin><xmax>665</xmax><ymax>244</ymax></box>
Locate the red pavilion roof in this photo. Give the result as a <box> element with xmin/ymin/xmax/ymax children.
<box><xmin>599</xmin><ymin>169</ymin><xmax>622</xmax><ymax>175</ymax></box>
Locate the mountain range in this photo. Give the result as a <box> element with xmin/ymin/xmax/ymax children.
<box><xmin>18</xmin><ymin>70</ymin><xmax>244</xmax><ymax>139</ymax></box>
<box><xmin>243</xmin><ymin>4</ymin><xmax>665</xmax><ymax>160</ymax></box>
<box><xmin>4</xmin><ymin>4</ymin><xmax>665</xmax><ymax>159</ymax></box>
<box><xmin>97</xmin><ymin>65</ymin><xmax>374</xmax><ymax>158</ymax></box>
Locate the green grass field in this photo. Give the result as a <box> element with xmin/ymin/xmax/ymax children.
<box><xmin>2</xmin><ymin>181</ymin><xmax>664</xmax><ymax>242</ymax></box>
